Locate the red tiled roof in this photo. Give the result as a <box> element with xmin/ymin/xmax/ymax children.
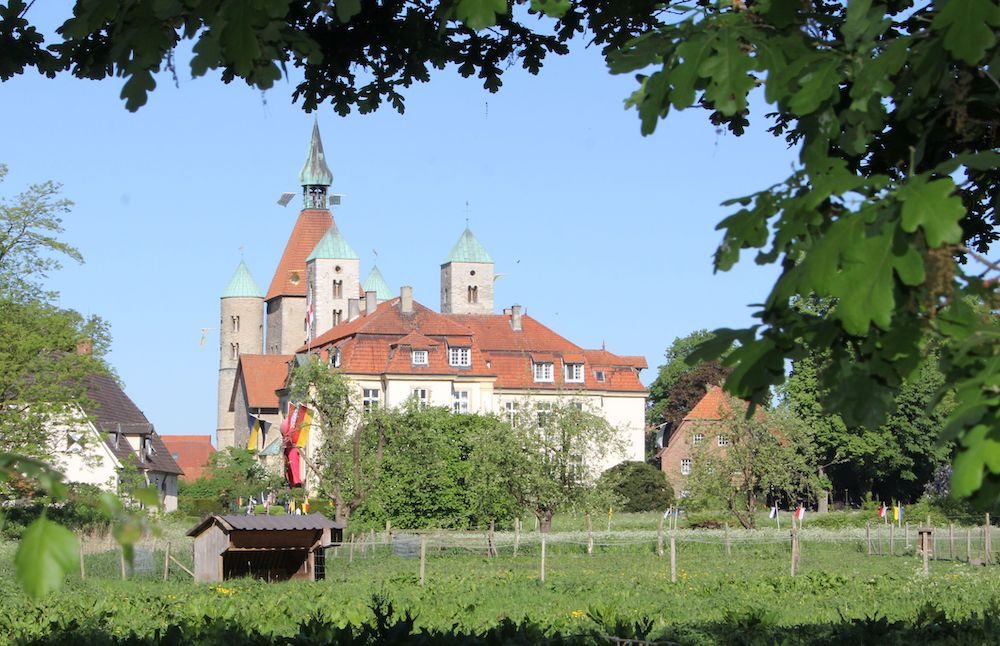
<box><xmin>265</xmin><ymin>209</ymin><xmax>333</xmax><ymax>301</ymax></box>
<box><xmin>161</xmin><ymin>436</ymin><xmax>216</xmax><ymax>481</ymax></box>
<box><xmin>683</xmin><ymin>385</ymin><xmax>731</xmax><ymax>421</ymax></box>
<box><xmin>238</xmin><ymin>354</ymin><xmax>292</xmax><ymax>409</ymax></box>
<box><xmin>301</xmin><ymin>298</ymin><xmax>646</xmax><ymax>392</ymax></box>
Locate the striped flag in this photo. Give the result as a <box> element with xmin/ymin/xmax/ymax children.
<box><xmin>878</xmin><ymin>503</ymin><xmax>888</xmax><ymax>518</ymax></box>
<box><xmin>795</xmin><ymin>506</ymin><xmax>805</xmax><ymax>521</ymax></box>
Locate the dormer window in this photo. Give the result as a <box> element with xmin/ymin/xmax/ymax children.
<box><xmin>594</xmin><ymin>370</ymin><xmax>606</xmax><ymax>382</ymax></box>
<box><xmin>564</xmin><ymin>363</ymin><xmax>584</xmax><ymax>383</ymax></box>
<box><xmin>412</xmin><ymin>350</ymin><xmax>428</xmax><ymax>366</ymax></box>
<box><xmin>449</xmin><ymin>347</ymin><xmax>471</xmax><ymax>367</ymax></box>
<box><xmin>533</xmin><ymin>362</ymin><xmax>554</xmax><ymax>382</ymax></box>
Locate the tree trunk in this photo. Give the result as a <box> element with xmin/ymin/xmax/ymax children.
<box><xmin>538</xmin><ymin>509</ymin><xmax>554</xmax><ymax>534</ymax></box>
<box><xmin>817</xmin><ymin>466</ymin><xmax>829</xmax><ymax>514</ymax></box>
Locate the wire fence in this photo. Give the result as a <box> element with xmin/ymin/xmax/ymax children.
<box><xmin>65</xmin><ymin>517</ymin><xmax>996</xmax><ymax>583</ymax></box>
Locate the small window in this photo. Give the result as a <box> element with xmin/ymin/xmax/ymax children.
<box><xmin>594</xmin><ymin>370</ymin><xmax>606</xmax><ymax>382</ymax></box>
<box><xmin>564</xmin><ymin>363</ymin><xmax>584</xmax><ymax>382</ymax></box>
<box><xmin>232</xmin><ymin>315</ymin><xmax>240</xmax><ymax>333</ymax></box>
<box><xmin>467</xmin><ymin>285</ymin><xmax>478</xmax><ymax>303</ymax></box>
<box><xmin>230</xmin><ymin>342</ymin><xmax>239</xmax><ymax>360</ymax></box>
<box><xmin>692</xmin><ymin>433</ymin><xmax>704</xmax><ymax>446</ymax></box>
<box><xmin>412</xmin><ymin>350</ymin><xmax>428</xmax><ymax>366</ymax></box>
<box><xmin>533</xmin><ymin>362</ymin><xmax>554</xmax><ymax>382</ymax></box>
<box><xmin>718</xmin><ymin>435</ymin><xmax>730</xmax><ymax>447</ymax></box>
<box><xmin>330</xmin><ymin>348</ymin><xmax>341</xmax><ymax>368</ymax></box>
<box><xmin>536</xmin><ymin>402</ymin><xmax>553</xmax><ymax>427</ymax></box>
<box><xmin>411</xmin><ymin>388</ymin><xmax>429</xmax><ymax>409</ymax></box>
<box><xmin>449</xmin><ymin>347</ymin><xmax>471</xmax><ymax>367</ymax></box>
<box><xmin>680</xmin><ymin>458</ymin><xmax>692</xmax><ymax>475</ymax></box>
<box><xmin>452</xmin><ymin>390</ymin><xmax>469</xmax><ymax>413</ymax></box>
<box><xmin>66</xmin><ymin>431</ymin><xmax>84</xmax><ymax>454</ymax></box>
<box><xmin>332</xmin><ymin>309</ymin><xmax>342</xmax><ymax>326</ymax></box>
<box><xmin>363</xmin><ymin>388</ymin><xmax>380</xmax><ymax>412</ymax></box>
<box><xmin>504</xmin><ymin>401</ymin><xmax>519</xmax><ymax>425</ymax></box>
<box><xmin>333</xmin><ymin>280</ymin><xmax>343</xmax><ymax>299</ymax></box>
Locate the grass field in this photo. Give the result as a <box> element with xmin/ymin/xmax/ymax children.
<box><xmin>1</xmin><ymin>513</ymin><xmax>999</xmax><ymax>644</ymax></box>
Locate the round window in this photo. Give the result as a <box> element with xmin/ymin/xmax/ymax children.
<box><xmin>470</xmin><ymin>270</ymin><xmax>476</xmax><ymax>276</ymax></box>
<box><xmin>335</xmin><ymin>265</ymin><xmax>342</xmax><ymax>273</ymax></box>
<box><xmin>289</xmin><ymin>271</ymin><xmax>300</xmax><ymax>285</ymax></box>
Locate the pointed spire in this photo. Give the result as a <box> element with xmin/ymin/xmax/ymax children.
<box><xmin>444</xmin><ymin>227</ymin><xmax>493</xmax><ymax>264</ymax></box>
<box><xmin>307</xmin><ymin>226</ymin><xmax>359</xmax><ymax>261</ymax></box>
<box><xmin>362</xmin><ymin>265</ymin><xmax>393</xmax><ymax>301</ymax></box>
<box><xmin>299</xmin><ymin>120</ymin><xmax>334</xmax><ymax>187</ymax></box>
<box><xmin>222</xmin><ymin>260</ymin><xmax>263</xmax><ymax>298</ymax></box>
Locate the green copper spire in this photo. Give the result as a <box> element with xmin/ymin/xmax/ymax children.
<box><xmin>362</xmin><ymin>265</ymin><xmax>393</xmax><ymax>301</ymax></box>
<box><xmin>222</xmin><ymin>260</ymin><xmax>263</xmax><ymax>299</ymax></box>
<box><xmin>299</xmin><ymin>121</ymin><xmax>334</xmax><ymax>188</ymax></box>
<box><xmin>307</xmin><ymin>227</ymin><xmax>359</xmax><ymax>261</ymax></box>
<box><xmin>443</xmin><ymin>227</ymin><xmax>493</xmax><ymax>264</ymax></box>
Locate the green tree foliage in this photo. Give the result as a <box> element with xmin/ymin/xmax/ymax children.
<box><xmin>179</xmin><ymin>447</ymin><xmax>280</xmax><ymax>507</ymax></box>
<box><xmin>648</xmin><ymin>330</ymin><xmax>717</xmax><ymax>420</ymax></box>
<box><xmin>287</xmin><ymin>357</ymin><xmax>384</xmax><ymax>522</ymax></box>
<box><xmin>506</xmin><ymin>400</ymin><xmax>625</xmax><ymax>532</ymax></box>
<box><xmin>607</xmin><ymin>1</ymin><xmax>999</xmax><ymax>506</ymax></box>
<box><xmin>599</xmin><ymin>460</ymin><xmax>673</xmax><ymax>512</ymax></box>
<box><xmin>687</xmin><ymin>397</ymin><xmax>818</xmax><ymax>529</ymax></box>
<box><xmin>355</xmin><ymin>404</ymin><xmax>518</xmax><ymax>528</ymax></box>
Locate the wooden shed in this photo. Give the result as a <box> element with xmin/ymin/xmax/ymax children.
<box><xmin>187</xmin><ymin>513</ymin><xmax>344</xmax><ymax>583</ymax></box>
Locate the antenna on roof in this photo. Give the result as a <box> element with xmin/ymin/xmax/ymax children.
<box><xmin>329</xmin><ymin>194</ymin><xmax>343</xmax><ymax>206</ymax></box>
<box><xmin>277</xmin><ymin>192</ymin><xmax>296</xmax><ymax>207</ymax></box>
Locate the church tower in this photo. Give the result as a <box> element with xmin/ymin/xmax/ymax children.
<box><xmin>265</xmin><ymin>122</ymin><xmax>335</xmax><ymax>354</ymax></box>
<box><xmin>440</xmin><ymin>227</ymin><xmax>494</xmax><ymax>314</ymax></box>
<box><xmin>306</xmin><ymin>227</ymin><xmax>360</xmax><ymax>337</ymax></box>
<box><xmin>217</xmin><ymin>260</ymin><xmax>263</xmax><ymax>448</ymax></box>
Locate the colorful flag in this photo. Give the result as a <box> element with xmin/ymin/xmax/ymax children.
<box><xmin>295</xmin><ymin>406</ymin><xmax>313</xmax><ymax>449</ymax></box>
<box><xmin>769</xmin><ymin>505</ymin><xmax>778</xmax><ymax>519</ymax></box>
<box><xmin>795</xmin><ymin>506</ymin><xmax>805</xmax><ymax>521</ymax></box>
<box><xmin>878</xmin><ymin>503</ymin><xmax>887</xmax><ymax>518</ymax></box>
<box><xmin>303</xmin><ymin>498</ymin><xmax>310</xmax><ymax>513</ymax></box>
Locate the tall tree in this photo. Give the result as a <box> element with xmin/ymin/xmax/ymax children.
<box><xmin>687</xmin><ymin>398</ymin><xmax>818</xmax><ymax>529</ymax></box>
<box><xmin>647</xmin><ymin>329</ymin><xmax>718</xmax><ymax>423</ymax></box>
<box><xmin>506</xmin><ymin>399</ymin><xmax>625</xmax><ymax>532</ymax></box>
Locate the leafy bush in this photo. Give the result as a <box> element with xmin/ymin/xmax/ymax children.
<box><xmin>600</xmin><ymin>461</ymin><xmax>674</xmax><ymax>512</ymax></box>
<box><xmin>1</xmin><ymin>483</ymin><xmax>110</xmax><ymax>539</ymax></box>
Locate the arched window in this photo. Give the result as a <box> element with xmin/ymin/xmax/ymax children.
<box><xmin>468</xmin><ymin>285</ymin><xmax>478</xmax><ymax>303</ymax></box>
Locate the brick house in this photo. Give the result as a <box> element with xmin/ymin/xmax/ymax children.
<box><xmin>659</xmin><ymin>385</ymin><xmax>733</xmax><ymax>497</ymax></box>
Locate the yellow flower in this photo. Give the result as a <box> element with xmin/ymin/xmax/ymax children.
<box><xmin>214</xmin><ymin>586</ymin><xmax>235</xmax><ymax>596</ymax></box>
<box><xmin>571</xmin><ymin>610</ymin><xmax>587</xmax><ymax>619</ymax></box>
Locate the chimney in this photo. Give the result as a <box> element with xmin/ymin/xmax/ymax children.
<box><xmin>76</xmin><ymin>339</ymin><xmax>93</xmax><ymax>355</ymax></box>
<box><xmin>511</xmin><ymin>305</ymin><xmax>522</xmax><ymax>332</ymax></box>
<box><xmin>365</xmin><ymin>290</ymin><xmax>377</xmax><ymax>315</ymax></box>
<box><xmin>348</xmin><ymin>298</ymin><xmax>360</xmax><ymax>322</ymax></box>
<box><xmin>400</xmin><ymin>286</ymin><xmax>413</xmax><ymax>315</ymax></box>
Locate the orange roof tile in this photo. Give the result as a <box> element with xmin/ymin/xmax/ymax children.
<box><xmin>298</xmin><ymin>298</ymin><xmax>647</xmax><ymax>392</ymax></box>
<box><xmin>683</xmin><ymin>385</ymin><xmax>731</xmax><ymax>421</ymax></box>
<box><xmin>161</xmin><ymin>436</ymin><xmax>216</xmax><ymax>481</ymax></box>
<box><xmin>265</xmin><ymin>209</ymin><xmax>334</xmax><ymax>301</ymax></box>
<box><xmin>238</xmin><ymin>354</ymin><xmax>293</xmax><ymax>409</ymax></box>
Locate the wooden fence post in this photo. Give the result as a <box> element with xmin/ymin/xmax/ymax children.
<box><xmin>986</xmin><ymin>513</ymin><xmax>992</xmax><ymax>563</ymax></box>
<box><xmin>540</xmin><ymin>535</ymin><xmax>546</xmax><ymax>583</ymax></box>
<box><xmin>905</xmin><ymin>522</ymin><xmax>910</xmax><ymax>548</ymax></box>
<box><xmin>790</xmin><ymin>529</ymin><xmax>798</xmax><ymax>577</ymax></box>
<box><xmin>385</xmin><ymin>521</ymin><xmax>391</xmax><ymax>544</ymax></box>
<box><xmin>348</xmin><ymin>533</ymin><xmax>355</xmax><ymax>563</ymax></box>
<box><xmin>923</xmin><ymin>536</ymin><xmax>930</xmax><ymax>575</ymax></box>
<box><xmin>586</xmin><ymin>512</ymin><xmax>594</xmax><ymax>556</ymax></box>
<box><xmin>79</xmin><ymin>545</ymin><xmax>85</xmax><ymax>581</ymax></box>
<box><xmin>866</xmin><ymin>522</ymin><xmax>872</xmax><ymax>556</ymax></box>
<box><xmin>889</xmin><ymin>522</ymin><xmax>894</xmax><ymax>556</ymax></box>
<box><xmin>949</xmin><ymin>524</ymin><xmax>955</xmax><ymax>561</ymax></box>
<box><xmin>419</xmin><ymin>536</ymin><xmax>426</xmax><ymax>586</ymax></box>
<box><xmin>877</xmin><ymin>522</ymin><xmax>882</xmax><ymax>556</ymax></box>
<box><xmin>967</xmin><ymin>528</ymin><xmax>972</xmax><ymax>562</ymax></box>
<box><xmin>657</xmin><ymin>514</ymin><xmax>665</xmax><ymax>558</ymax></box>
<box><xmin>669</xmin><ymin>532</ymin><xmax>676</xmax><ymax>583</ymax></box>
<box><xmin>120</xmin><ymin>548</ymin><xmax>127</xmax><ymax>580</ymax></box>
<box><xmin>163</xmin><ymin>542</ymin><xmax>171</xmax><ymax>581</ymax></box>
<box><xmin>513</xmin><ymin>518</ymin><xmax>521</xmax><ymax>557</ymax></box>
<box><xmin>488</xmin><ymin>519</ymin><xmax>496</xmax><ymax>558</ymax></box>
<box><xmin>725</xmin><ymin>523</ymin><xmax>731</xmax><ymax>557</ymax></box>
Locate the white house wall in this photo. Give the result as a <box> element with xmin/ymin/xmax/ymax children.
<box><xmin>46</xmin><ymin>410</ymin><xmax>120</xmax><ymax>492</ymax></box>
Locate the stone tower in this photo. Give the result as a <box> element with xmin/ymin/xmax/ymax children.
<box><xmin>306</xmin><ymin>227</ymin><xmax>360</xmax><ymax>337</ymax></box>
<box><xmin>440</xmin><ymin>227</ymin><xmax>494</xmax><ymax>314</ymax></box>
<box><xmin>217</xmin><ymin>260</ymin><xmax>263</xmax><ymax>448</ymax></box>
<box><xmin>265</xmin><ymin>122</ymin><xmax>335</xmax><ymax>354</ymax></box>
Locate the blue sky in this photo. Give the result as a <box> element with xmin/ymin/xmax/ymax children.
<box><xmin>2</xmin><ymin>7</ymin><xmax>798</xmax><ymax>440</ymax></box>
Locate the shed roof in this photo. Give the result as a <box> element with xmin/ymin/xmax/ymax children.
<box><xmin>188</xmin><ymin>513</ymin><xmax>344</xmax><ymax>537</ymax></box>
